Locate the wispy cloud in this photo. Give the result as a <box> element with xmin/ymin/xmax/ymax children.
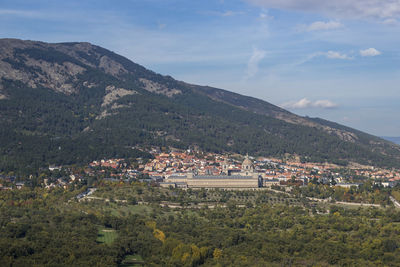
<box><xmin>302</xmin><ymin>51</ymin><xmax>353</xmax><ymax>62</ymax></box>
<box><xmin>313</xmin><ymin>99</ymin><xmax>338</xmax><ymax>108</ymax></box>
<box><xmin>202</xmin><ymin>10</ymin><xmax>244</xmax><ymax>17</ymax></box>
<box><xmin>246</xmin><ymin>0</ymin><xmax>400</xmax><ymax>20</ymax></box>
<box><xmin>0</xmin><ymin>9</ymin><xmax>42</xmax><ymax>18</ymax></box>
<box><xmin>360</xmin><ymin>48</ymin><xmax>381</xmax><ymax>56</ymax></box>
<box><xmin>245</xmin><ymin>48</ymin><xmax>266</xmax><ymax>79</ymax></box>
<box><xmin>381</xmin><ymin>18</ymin><xmax>399</xmax><ymax>25</ymax></box>
<box><xmin>282</xmin><ymin>98</ymin><xmax>312</xmax><ymax>109</ymax></box>
<box><xmin>281</xmin><ymin>98</ymin><xmax>338</xmax><ymax>109</ymax></box>
<box><xmin>222</xmin><ymin>10</ymin><xmax>244</xmax><ymax>16</ymax></box>
<box><xmin>299</xmin><ymin>20</ymin><xmax>344</xmax><ymax>32</ymax></box>
<box><xmin>0</xmin><ymin>8</ymin><xmax>107</xmax><ymax>22</ymax></box>
<box><xmin>325</xmin><ymin>50</ymin><xmax>352</xmax><ymax>59</ymax></box>
<box><xmin>259</xmin><ymin>12</ymin><xmax>274</xmax><ymax>20</ymax></box>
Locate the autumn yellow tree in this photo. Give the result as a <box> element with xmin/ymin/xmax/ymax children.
<box><xmin>213</xmin><ymin>248</ymin><xmax>222</xmax><ymax>259</ymax></box>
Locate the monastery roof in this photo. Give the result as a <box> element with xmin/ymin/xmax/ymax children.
<box><xmin>194</xmin><ymin>175</ymin><xmax>254</xmax><ymax>180</ymax></box>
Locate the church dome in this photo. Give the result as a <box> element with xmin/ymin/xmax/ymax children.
<box><xmin>242</xmin><ymin>155</ymin><xmax>253</xmax><ymax>171</ymax></box>
<box><xmin>242</xmin><ymin>157</ymin><xmax>252</xmax><ymax>166</ymax></box>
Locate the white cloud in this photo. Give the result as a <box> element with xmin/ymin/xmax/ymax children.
<box><xmin>282</xmin><ymin>98</ymin><xmax>312</xmax><ymax>109</ymax></box>
<box><xmin>305</xmin><ymin>21</ymin><xmax>344</xmax><ymax>31</ymax></box>
<box><xmin>360</xmin><ymin>48</ymin><xmax>381</xmax><ymax>56</ymax></box>
<box><xmin>298</xmin><ymin>51</ymin><xmax>353</xmax><ymax>63</ymax></box>
<box><xmin>0</xmin><ymin>9</ymin><xmax>39</xmax><ymax>17</ymax></box>
<box><xmin>222</xmin><ymin>10</ymin><xmax>240</xmax><ymax>16</ymax></box>
<box><xmin>0</xmin><ymin>9</ymin><xmax>65</xmax><ymax>20</ymax></box>
<box><xmin>204</xmin><ymin>10</ymin><xmax>244</xmax><ymax>17</ymax></box>
<box><xmin>281</xmin><ymin>98</ymin><xmax>338</xmax><ymax>109</ymax></box>
<box><xmin>313</xmin><ymin>100</ymin><xmax>338</xmax><ymax>108</ymax></box>
<box><xmin>259</xmin><ymin>12</ymin><xmax>274</xmax><ymax>19</ymax></box>
<box><xmin>325</xmin><ymin>50</ymin><xmax>352</xmax><ymax>59</ymax></box>
<box><xmin>245</xmin><ymin>48</ymin><xmax>266</xmax><ymax>78</ymax></box>
<box><xmin>246</xmin><ymin>0</ymin><xmax>400</xmax><ymax>20</ymax></box>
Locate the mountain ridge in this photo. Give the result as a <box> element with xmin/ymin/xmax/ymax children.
<box><xmin>1</xmin><ymin>38</ymin><xmax>399</xmax><ymax>173</ymax></box>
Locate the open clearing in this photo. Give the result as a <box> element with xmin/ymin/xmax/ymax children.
<box><xmin>119</xmin><ymin>254</ymin><xmax>144</xmax><ymax>267</ymax></box>
<box><xmin>97</xmin><ymin>228</ymin><xmax>118</xmax><ymax>244</ymax></box>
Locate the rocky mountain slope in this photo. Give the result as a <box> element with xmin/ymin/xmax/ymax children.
<box><xmin>0</xmin><ymin>38</ymin><xmax>399</xmax><ymax>173</ymax></box>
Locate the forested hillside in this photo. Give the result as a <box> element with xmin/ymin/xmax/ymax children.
<box><xmin>1</xmin><ymin>38</ymin><xmax>400</xmax><ymax>174</ymax></box>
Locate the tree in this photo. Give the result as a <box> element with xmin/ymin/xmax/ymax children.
<box><xmin>213</xmin><ymin>248</ymin><xmax>222</xmax><ymax>259</ymax></box>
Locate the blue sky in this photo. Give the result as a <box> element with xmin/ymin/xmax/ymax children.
<box><xmin>1</xmin><ymin>0</ymin><xmax>400</xmax><ymax>136</ymax></box>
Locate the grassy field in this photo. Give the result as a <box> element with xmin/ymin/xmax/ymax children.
<box><xmin>109</xmin><ymin>203</ymin><xmax>152</xmax><ymax>217</ymax></box>
<box><xmin>76</xmin><ymin>200</ymin><xmax>154</xmax><ymax>217</ymax></box>
<box><xmin>119</xmin><ymin>255</ymin><xmax>144</xmax><ymax>267</ymax></box>
<box><xmin>97</xmin><ymin>228</ymin><xmax>118</xmax><ymax>244</ymax></box>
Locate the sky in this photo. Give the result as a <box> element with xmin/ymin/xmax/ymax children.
<box><xmin>1</xmin><ymin>0</ymin><xmax>400</xmax><ymax>136</ymax></box>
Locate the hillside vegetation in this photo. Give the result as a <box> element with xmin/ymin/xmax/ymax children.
<box><xmin>0</xmin><ymin>38</ymin><xmax>400</xmax><ymax>174</ymax></box>
<box><xmin>2</xmin><ymin>183</ymin><xmax>400</xmax><ymax>266</ymax></box>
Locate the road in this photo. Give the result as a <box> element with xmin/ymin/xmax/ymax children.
<box><xmin>267</xmin><ymin>188</ymin><xmax>381</xmax><ymax>207</ymax></box>
<box><xmin>74</xmin><ymin>187</ymin><xmax>385</xmax><ymax>209</ymax></box>
<box><xmin>390</xmin><ymin>196</ymin><xmax>400</xmax><ymax>208</ymax></box>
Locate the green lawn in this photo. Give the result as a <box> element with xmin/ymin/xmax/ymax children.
<box><xmin>108</xmin><ymin>203</ymin><xmax>153</xmax><ymax>217</ymax></box>
<box><xmin>119</xmin><ymin>254</ymin><xmax>144</xmax><ymax>267</ymax></box>
<box><xmin>97</xmin><ymin>228</ymin><xmax>118</xmax><ymax>244</ymax></box>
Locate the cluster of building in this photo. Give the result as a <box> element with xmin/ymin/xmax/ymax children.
<box><xmin>0</xmin><ymin>175</ymin><xmax>25</xmax><ymax>190</ymax></box>
<box><xmin>89</xmin><ymin>159</ymin><xmax>123</xmax><ymax>169</ymax></box>
<box><xmin>2</xmin><ymin>148</ymin><xmax>400</xmax><ymax>190</ymax></box>
<box><xmin>140</xmin><ymin>150</ymin><xmax>400</xmax><ymax>189</ymax></box>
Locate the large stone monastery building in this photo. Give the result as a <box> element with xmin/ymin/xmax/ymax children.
<box><xmin>162</xmin><ymin>155</ymin><xmax>263</xmax><ymax>188</ymax></box>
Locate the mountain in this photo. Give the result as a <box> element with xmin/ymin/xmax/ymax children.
<box><xmin>1</xmin><ymin>38</ymin><xmax>400</xmax><ymax>174</ymax></box>
<box><xmin>382</xmin><ymin>137</ymin><xmax>400</xmax><ymax>145</ymax></box>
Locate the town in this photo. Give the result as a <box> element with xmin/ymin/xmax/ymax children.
<box><xmin>2</xmin><ymin>147</ymin><xmax>400</xmax><ymax>191</ymax></box>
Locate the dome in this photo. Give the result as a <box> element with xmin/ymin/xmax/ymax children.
<box><xmin>242</xmin><ymin>157</ymin><xmax>252</xmax><ymax>166</ymax></box>
<box><xmin>242</xmin><ymin>155</ymin><xmax>253</xmax><ymax>171</ymax></box>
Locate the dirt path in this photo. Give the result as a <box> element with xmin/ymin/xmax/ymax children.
<box><xmin>390</xmin><ymin>196</ymin><xmax>400</xmax><ymax>208</ymax></box>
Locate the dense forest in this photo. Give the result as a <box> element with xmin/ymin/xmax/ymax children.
<box><xmin>2</xmin><ymin>183</ymin><xmax>400</xmax><ymax>266</ymax></box>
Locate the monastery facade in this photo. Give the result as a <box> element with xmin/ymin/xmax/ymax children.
<box><xmin>161</xmin><ymin>155</ymin><xmax>263</xmax><ymax>188</ymax></box>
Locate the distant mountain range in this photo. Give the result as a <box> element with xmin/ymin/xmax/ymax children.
<box><xmin>382</xmin><ymin>137</ymin><xmax>400</xmax><ymax>145</ymax></box>
<box><xmin>1</xmin><ymin>38</ymin><xmax>400</xmax><ymax>173</ymax></box>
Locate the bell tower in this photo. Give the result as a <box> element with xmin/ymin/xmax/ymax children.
<box><xmin>222</xmin><ymin>158</ymin><xmax>229</xmax><ymax>175</ymax></box>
